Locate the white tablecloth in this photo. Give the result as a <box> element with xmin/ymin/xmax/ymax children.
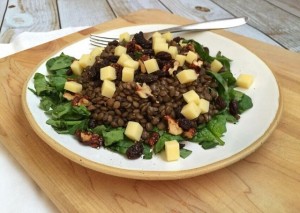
<box><xmin>0</xmin><ymin>27</ymin><xmax>88</xmax><ymax>213</ymax></box>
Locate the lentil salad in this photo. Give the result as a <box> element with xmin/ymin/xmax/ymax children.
<box><xmin>30</xmin><ymin>31</ymin><xmax>253</xmax><ymax>161</ymax></box>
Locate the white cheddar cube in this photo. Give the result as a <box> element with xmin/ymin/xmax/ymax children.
<box><xmin>122</xmin><ymin>67</ymin><xmax>135</xmax><ymax>82</ymax></box>
<box><xmin>78</xmin><ymin>54</ymin><xmax>93</xmax><ymax>68</ymax></box>
<box><xmin>165</xmin><ymin>140</ymin><xmax>180</xmax><ymax>161</ymax></box>
<box><xmin>100</xmin><ymin>66</ymin><xmax>116</xmax><ymax>80</ymax></box>
<box><xmin>90</xmin><ymin>47</ymin><xmax>104</xmax><ymax>59</ymax></box>
<box><xmin>168</xmin><ymin>46</ymin><xmax>178</xmax><ymax>59</ymax></box>
<box><xmin>152</xmin><ymin>32</ymin><xmax>162</xmax><ymax>38</ymax></box>
<box><xmin>181</xmin><ymin>102</ymin><xmax>201</xmax><ymax>120</ymax></box>
<box><xmin>162</xmin><ymin>32</ymin><xmax>173</xmax><ymax>42</ymax></box>
<box><xmin>210</xmin><ymin>59</ymin><xmax>223</xmax><ymax>72</ymax></box>
<box><xmin>153</xmin><ymin>42</ymin><xmax>169</xmax><ymax>54</ymax></box>
<box><xmin>70</xmin><ymin>60</ymin><xmax>83</xmax><ymax>76</ymax></box>
<box><xmin>183</xmin><ymin>90</ymin><xmax>200</xmax><ymax>104</ymax></box>
<box><xmin>117</xmin><ymin>54</ymin><xmax>132</xmax><ymax>66</ymax></box>
<box><xmin>185</xmin><ymin>51</ymin><xmax>198</xmax><ymax>64</ymax></box>
<box><xmin>114</xmin><ymin>45</ymin><xmax>127</xmax><ymax>56</ymax></box>
<box><xmin>175</xmin><ymin>54</ymin><xmax>186</xmax><ymax>66</ymax></box>
<box><xmin>125</xmin><ymin>121</ymin><xmax>143</xmax><ymax>141</ymax></box>
<box><xmin>123</xmin><ymin>59</ymin><xmax>139</xmax><ymax>70</ymax></box>
<box><xmin>101</xmin><ymin>80</ymin><xmax>116</xmax><ymax>98</ymax></box>
<box><xmin>152</xmin><ymin>37</ymin><xmax>166</xmax><ymax>47</ymax></box>
<box><xmin>176</xmin><ymin>69</ymin><xmax>198</xmax><ymax>84</ymax></box>
<box><xmin>144</xmin><ymin>58</ymin><xmax>159</xmax><ymax>74</ymax></box>
<box><xmin>199</xmin><ymin>98</ymin><xmax>210</xmax><ymax>114</ymax></box>
<box><xmin>236</xmin><ymin>74</ymin><xmax>254</xmax><ymax>89</ymax></box>
<box><xmin>64</xmin><ymin>81</ymin><xmax>82</xmax><ymax>93</ymax></box>
<box><xmin>119</xmin><ymin>32</ymin><xmax>130</xmax><ymax>42</ymax></box>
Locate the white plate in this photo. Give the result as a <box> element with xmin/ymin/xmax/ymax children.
<box><xmin>22</xmin><ymin>25</ymin><xmax>282</xmax><ymax>180</ymax></box>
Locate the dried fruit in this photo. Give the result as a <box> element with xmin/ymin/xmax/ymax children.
<box><xmin>177</xmin><ymin>118</ymin><xmax>195</xmax><ymax>131</ymax></box>
<box><xmin>126</xmin><ymin>142</ymin><xmax>144</xmax><ymax>159</ymax></box>
<box><xmin>229</xmin><ymin>100</ymin><xmax>239</xmax><ymax>116</ymax></box>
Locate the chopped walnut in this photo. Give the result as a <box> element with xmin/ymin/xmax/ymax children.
<box><xmin>168</xmin><ymin>61</ymin><xmax>179</xmax><ymax>75</ymax></box>
<box><xmin>75</xmin><ymin>130</ymin><xmax>103</xmax><ymax>148</ymax></box>
<box><xmin>183</xmin><ymin>128</ymin><xmax>196</xmax><ymax>139</ymax></box>
<box><xmin>164</xmin><ymin>115</ymin><xmax>183</xmax><ymax>135</ymax></box>
<box><xmin>136</xmin><ymin>82</ymin><xmax>153</xmax><ymax>98</ymax></box>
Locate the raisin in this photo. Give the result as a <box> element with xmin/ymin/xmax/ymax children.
<box><xmin>177</xmin><ymin>118</ymin><xmax>195</xmax><ymax>131</ymax></box>
<box><xmin>173</xmin><ymin>36</ymin><xmax>182</xmax><ymax>43</ymax></box>
<box><xmin>126</xmin><ymin>41</ymin><xmax>136</xmax><ymax>53</ymax></box>
<box><xmin>156</xmin><ymin>51</ymin><xmax>172</xmax><ymax>61</ymax></box>
<box><xmin>215</xmin><ymin>96</ymin><xmax>227</xmax><ymax>110</ymax></box>
<box><xmin>126</xmin><ymin>142</ymin><xmax>144</xmax><ymax>159</ymax></box>
<box><xmin>143</xmin><ymin>49</ymin><xmax>154</xmax><ymax>56</ymax></box>
<box><xmin>229</xmin><ymin>100</ymin><xmax>239</xmax><ymax>116</ymax></box>
<box><xmin>108</xmin><ymin>40</ymin><xmax>119</xmax><ymax>46</ymax></box>
<box><xmin>88</xmin><ymin>119</ymin><xmax>97</xmax><ymax>129</ymax></box>
<box><xmin>107</xmin><ymin>55</ymin><xmax>119</xmax><ymax>63</ymax></box>
<box><xmin>133</xmin><ymin>32</ymin><xmax>151</xmax><ymax>49</ymax></box>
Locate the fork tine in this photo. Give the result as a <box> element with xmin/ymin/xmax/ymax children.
<box><xmin>90</xmin><ymin>34</ymin><xmax>118</xmax><ymax>47</ymax></box>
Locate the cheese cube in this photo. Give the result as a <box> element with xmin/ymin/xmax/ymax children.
<box><xmin>70</xmin><ymin>60</ymin><xmax>83</xmax><ymax>76</ymax></box>
<box><xmin>153</xmin><ymin>42</ymin><xmax>169</xmax><ymax>54</ymax></box>
<box><xmin>183</xmin><ymin>90</ymin><xmax>200</xmax><ymax>104</ymax></box>
<box><xmin>185</xmin><ymin>51</ymin><xmax>198</xmax><ymax>64</ymax></box>
<box><xmin>144</xmin><ymin>58</ymin><xmax>159</xmax><ymax>74</ymax></box>
<box><xmin>168</xmin><ymin>46</ymin><xmax>178</xmax><ymax>59</ymax></box>
<box><xmin>210</xmin><ymin>59</ymin><xmax>223</xmax><ymax>72</ymax></box>
<box><xmin>152</xmin><ymin>37</ymin><xmax>166</xmax><ymax>47</ymax></box>
<box><xmin>175</xmin><ymin>54</ymin><xmax>186</xmax><ymax>66</ymax></box>
<box><xmin>101</xmin><ymin>80</ymin><xmax>116</xmax><ymax>98</ymax></box>
<box><xmin>114</xmin><ymin>45</ymin><xmax>127</xmax><ymax>56</ymax></box>
<box><xmin>199</xmin><ymin>98</ymin><xmax>210</xmax><ymax>114</ymax></box>
<box><xmin>162</xmin><ymin>32</ymin><xmax>173</xmax><ymax>42</ymax></box>
<box><xmin>64</xmin><ymin>81</ymin><xmax>82</xmax><ymax>93</ymax></box>
<box><xmin>152</xmin><ymin>32</ymin><xmax>162</xmax><ymax>38</ymax></box>
<box><xmin>125</xmin><ymin>121</ymin><xmax>143</xmax><ymax>141</ymax></box>
<box><xmin>236</xmin><ymin>74</ymin><xmax>254</xmax><ymax>89</ymax></box>
<box><xmin>123</xmin><ymin>59</ymin><xmax>139</xmax><ymax>70</ymax></box>
<box><xmin>181</xmin><ymin>102</ymin><xmax>201</xmax><ymax>120</ymax></box>
<box><xmin>176</xmin><ymin>69</ymin><xmax>198</xmax><ymax>84</ymax></box>
<box><xmin>90</xmin><ymin>47</ymin><xmax>104</xmax><ymax>59</ymax></box>
<box><xmin>119</xmin><ymin>32</ymin><xmax>130</xmax><ymax>42</ymax></box>
<box><xmin>117</xmin><ymin>54</ymin><xmax>132</xmax><ymax>66</ymax></box>
<box><xmin>100</xmin><ymin>66</ymin><xmax>116</xmax><ymax>80</ymax></box>
<box><xmin>78</xmin><ymin>54</ymin><xmax>93</xmax><ymax>68</ymax></box>
<box><xmin>122</xmin><ymin>67</ymin><xmax>135</xmax><ymax>82</ymax></box>
<box><xmin>165</xmin><ymin>140</ymin><xmax>180</xmax><ymax>161</ymax></box>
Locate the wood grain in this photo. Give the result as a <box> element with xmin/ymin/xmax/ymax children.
<box><xmin>211</xmin><ymin>0</ymin><xmax>300</xmax><ymax>52</ymax></box>
<box><xmin>0</xmin><ymin>9</ymin><xmax>300</xmax><ymax>212</ymax></box>
<box><xmin>266</xmin><ymin>0</ymin><xmax>300</xmax><ymax>17</ymax></box>
<box><xmin>0</xmin><ymin>0</ymin><xmax>59</xmax><ymax>42</ymax></box>
<box><xmin>57</xmin><ymin>0</ymin><xmax>116</xmax><ymax>28</ymax></box>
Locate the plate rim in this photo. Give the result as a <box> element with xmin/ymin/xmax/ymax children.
<box><xmin>21</xmin><ymin>24</ymin><xmax>283</xmax><ymax>180</ymax></box>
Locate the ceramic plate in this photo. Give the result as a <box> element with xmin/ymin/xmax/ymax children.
<box><xmin>22</xmin><ymin>25</ymin><xmax>282</xmax><ymax>180</ymax></box>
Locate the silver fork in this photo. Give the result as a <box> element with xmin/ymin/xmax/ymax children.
<box><xmin>90</xmin><ymin>17</ymin><xmax>248</xmax><ymax>47</ymax></box>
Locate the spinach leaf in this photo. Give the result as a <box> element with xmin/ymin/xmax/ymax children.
<box><xmin>33</xmin><ymin>73</ymin><xmax>55</xmax><ymax>96</ymax></box>
<box><xmin>48</xmin><ymin>75</ymin><xmax>67</xmax><ymax>91</ymax></box>
<box><xmin>207</xmin><ymin>115</ymin><xmax>227</xmax><ymax>138</ymax></box>
<box><xmin>192</xmin><ymin>40</ymin><xmax>214</xmax><ymax>63</ymax></box>
<box><xmin>220</xmin><ymin>71</ymin><xmax>236</xmax><ymax>87</ymax></box>
<box><xmin>207</xmin><ymin>71</ymin><xmax>228</xmax><ymax>92</ymax></box>
<box><xmin>180</xmin><ymin>148</ymin><xmax>192</xmax><ymax>159</ymax></box>
<box><xmin>143</xmin><ymin>144</ymin><xmax>153</xmax><ymax>159</ymax></box>
<box><xmin>102</xmin><ymin>127</ymin><xmax>125</xmax><ymax>146</ymax></box>
<box><xmin>238</xmin><ymin>93</ymin><xmax>253</xmax><ymax>113</ymax></box>
<box><xmin>46</xmin><ymin>53</ymin><xmax>75</xmax><ymax>73</ymax></box>
<box><xmin>109</xmin><ymin>139</ymin><xmax>134</xmax><ymax>155</ymax></box>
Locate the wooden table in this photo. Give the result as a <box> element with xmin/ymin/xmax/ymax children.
<box><xmin>0</xmin><ymin>9</ymin><xmax>300</xmax><ymax>212</ymax></box>
<box><xmin>1</xmin><ymin>0</ymin><xmax>300</xmax><ymax>52</ymax></box>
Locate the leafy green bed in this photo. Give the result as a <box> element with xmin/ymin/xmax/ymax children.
<box><xmin>29</xmin><ymin>40</ymin><xmax>253</xmax><ymax>160</ymax></box>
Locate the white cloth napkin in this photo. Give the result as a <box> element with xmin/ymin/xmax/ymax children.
<box><xmin>0</xmin><ymin>26</ymin><xmax>88</xmax><ymax>213</ymax></box>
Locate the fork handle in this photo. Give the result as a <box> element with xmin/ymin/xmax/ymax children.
<box><xmin>159</xmin><ymin>17</ymin><xmax>248</xmax><ymax>33</ymax></box>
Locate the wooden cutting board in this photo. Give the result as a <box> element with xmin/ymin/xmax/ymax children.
<box><xmin>0</xmin><ymin>9</ymin><xmax>299</xmax><ymax>212</ymax></box>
